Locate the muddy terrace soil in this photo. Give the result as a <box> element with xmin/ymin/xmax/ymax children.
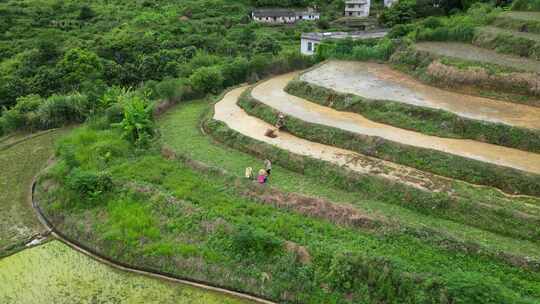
<box><xmin>301</xmin><ymin>61</ymin><xmax>540</xmax><ymax>129</ymax></box>
<box><xmin>252</xmin><ymin>72</ymin><xmax>540</xmax><ymax>175</ymax></box>
<box><xmin>214</xmin><ymin>86</ymin><xmax>452</xmax><ymax>193</ymax></box>
<box><xmin>414</xmin><ymin>42</ymin><xmax>540</xmax><ymax>74</ymax></box>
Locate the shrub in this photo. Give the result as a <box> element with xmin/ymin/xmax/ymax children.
<box><xmin>117</xmin><ymin>93</ymin><xmax>155</xmax><ymax>147</ymax></box>
<box><xmin>325</xmin><ymin>251</ymin><xmax>424</xmax><ymax>302</ymax></box>
<box><xmin>512</xmin><ymin>0</ymin><xmax>540</xmax><ymax>11</ymax></box>
<box><xmin>317</xmin><ymin>38</ymin><xmax>396</xmax><ymax>61</ymax></box>
<box><xmin>445</xmin><ymin>271</ymin><xmax>526</xmax><ymax>304</ymax></box>
<box><xmin>104</xmin><ymin>103</ymin><xmax>125</xmax><ymax>124</ymax></box>
<box><xmin>37</xmin><ymin>93</ymin><xmax>89</xmax><ymax>128</ymax></box>
<box><xmin>231</xmin><ymin>224</ymin><xmax>282</xmax><ymax>258</ymax></box>
<box><xmin>56</xmin><ymin>127</ymin><xmax>131</xmax><ymax>170</ymax></box>
<box><xmin>0</xmin><ymin>94</ymin><xmax>43</xmax><ymax>133</ymax></box>
<box><xmin>189</xmin><ymin>66</ymin><xmax>224</xmax><ymax>95</ymax></box>
<box><xmin>99</xmin><ymin>86</ymin><xmax>130</xmax><ymax>109</ymax></box>
<box><xmin>154</xmin><ymin>78</ymin><xmax>188</xmax><ymax>103</ymax></box>
<box><xmin>221</xmin><ymin>57</ymin><xmax>249</xmax><ymax>87</ymax></box>
<box><xmin>66</xmin><ymin>168</ymin><xmax>112</xmax><ymax>198</ymax></box>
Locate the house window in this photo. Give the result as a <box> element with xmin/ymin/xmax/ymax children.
<box><xmin>307</xmin><ymin>42</ymin><xmax>313</xmax><ymax>52</ymax></box>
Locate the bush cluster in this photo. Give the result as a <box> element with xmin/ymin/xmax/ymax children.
<box><xmin>66</xmin><ymin>168</ymin><xmax>113</xmax><ymax>199</ymax></box>
<box><xmin>316</xmin><ymin>38</ymin><xmax>397</xmax><ymax>62</ymax></box>
<box><xmin>0</xmin><ymin>93</ymin><xmax>89</xmax><ymax>135</ymax></box>
<box><xmin>511</xmin><ymin>0</ymin><xmax>540</xmax><ymax>11</ymax></box>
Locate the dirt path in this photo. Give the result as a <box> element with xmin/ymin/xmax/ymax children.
<box><xmin>251</xmin><ymin>73</ymin><xmax>540</xmax><ymax>175</ymax></box>
<box><xmin>215</xmin><ymin>86</ymin><xmax>454</xmax><ymax>193</ymax></box>
<box><xmin>301</xmin><ymin>61</ymin><xmax>540</xmax><ymax>129</ymax></box>
<box><xmin>414</xmin><ymin>42</ymin><xmax>540</xmax><ymax>74</ymax></box>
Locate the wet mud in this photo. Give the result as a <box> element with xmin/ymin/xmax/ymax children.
<box><xmin>215</xmin><ymin>86</ymin><xmax>453</xmax><ymax>193</ymax></box>
<box><xmin>301</xmin><ymin>61</ymin><xmax>540</xmax><ymax>129</ymax></box>
<box><xmin>251</xmin><ymin>72</ymin><xmax>540</xmax><ymax>175</ymax></box>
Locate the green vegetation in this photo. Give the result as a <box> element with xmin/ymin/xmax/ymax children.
<box><xmin>0</xmin><ymin>240</ymin><xmax>252</xmax><ymax>304</ymax></box>
<box><xmin>474</xmin><ymin>26</ymin><xmax>540</xmax><ymax>60</ymax></box>
<box><xmin>4</xmin><ymin>0</ymin><xmax>540</xmax><ymax>302</ymax></box>
<box><xmin>511</xmin><ymin>0</ymin><xmax>540</xmax><ymax>11</ymax></box>
<box><xmin>239</xmin><ymin>89</ymin><xmax>540</xmax><ymax>197</ymax></box>
<box><xmin>491</xmin><ymin>11</ymin><xmax>540</xmax><ymax>35</ymax></box>
<box><xmin>0</xmin><ymin>130</ymin><xmax>66</xmax><ymax>257</ymax></box>
<box><xmin>378</xmin><ymin>0</ymin><xmax>497</xmax><ymax>27</ymax></box>
<box><xmin>36</xmin><ymin>124</ymin><xmax>540</xmax><ymax>303</ymax></box>
<box><xmin>285</xmin><ymin>79</ymin><xmax>540</xmax><ymax>153</ymax></box>
<box><xmin>0</xmin><ymin>0</ymin><xmax>324</xmax><ymax>136</ymax></box>
<box><xmin>316</xmin><ymin>37</ymin><xmax>396</xmax><ymax>62</ymax></box>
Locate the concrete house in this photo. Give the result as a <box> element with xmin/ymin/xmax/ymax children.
<box><xmin>251</xmin><ymin>8</ymin><xmax>320</xmax><ymax>24</ymax></box>
<box><xmin>384</xmin><ymin>0</ymin><xmax>398</xmax><ymax>7</ymax></box>
<box><xmin>300</xmin><ymin>30</ymin><xmax>387</xmax><ymax>55</ymax></box>
<box><xmin>344</xmin><ymin>0</ymin><xmax>371</xmax><ymax>18</ymax></box>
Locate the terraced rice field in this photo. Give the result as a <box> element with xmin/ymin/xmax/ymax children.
<box><xmin>0</xmin><ymin>241</ymin><xmax>251</xmax><ymax>304</ymax></box>
<box><xmin>214</xmin><ymin>86</ymin><xmax>451</xmax><ymax>192</ymax></box>
<box><xmin>251</xmin><ymin>72</ymin><xmax>540</xmax><ymax>174</ymax></box>
<box><xmin>414</xmin><ymin>42</ymin><xmax>540</xmax><ymax>73</ymax></box>
<box><xmin>160</xmin><ymin>99</ymin><xmax>540</xmax><ymax>261</ymax></box>
<box><xmin>0</xmin><ymin>130</ymin><xmax>66</xmax><ymax>255</ymax></box>
<box><xmin>300</xmin><ymin>61</ymin><xmax>540</xmax><ymax>129</ymax></box>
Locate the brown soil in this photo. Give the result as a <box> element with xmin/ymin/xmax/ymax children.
<box><xmin>214</xmin><ymin>86</ymin><xmax>454</xmax><ymax>193</ymax></box>
<box><xmin>251</xmin><ymin>72</ymin><xmax>540</xmax><ymax>175</ymax></box>
<box><xmin>414</xmin><ymin>42</ymin><xmax>540</xmax><ymax>74</ymax></box>
<box><xmin>301</xmin><ymin>61</ymin><xmax>540</xmax><ymax>128</ymax></box>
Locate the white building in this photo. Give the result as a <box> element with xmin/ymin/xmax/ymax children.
<box><xmin>384</xmin><ymin>0</ymin><xmax>398</xmax><ymax>7</ymax></box>
<box><xmin>344</xmin><ymin>0</ymin><xmax>371</xmax><ymax>18</ymax></box>
<box><xmin>251</xmin><ymin>8</ymin><xmax>320</xmax><ymax>24</ymax></box>
<box><xmin>300</xmin><ymin>30</ymin><xmax>388</xmax><ymax>55</ymax></box>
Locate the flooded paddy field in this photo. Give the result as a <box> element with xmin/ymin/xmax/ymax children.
<box><xmin>0</xmin><ymin>130</ymin><xmax>66</xmax><ymax>255</ymax></box>
<box><xmin>300</xmin><ymin>61</ymin><xmax>540</xmax><ymax>129</ymax></box>
<box><xmin>0</xmin><ymin>241</ymin><xmax>253</xmax><ymax>304</ymax></box>
<box><xmin>254</xmin><ymin>72</ymin><xmax>540</xmax><ymax>174</ymax></box>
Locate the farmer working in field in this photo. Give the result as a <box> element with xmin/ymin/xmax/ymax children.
<box><xmin>264</xmin><ymin>159</ymin><xmax>272</xmax><ymax>176</ymax></box>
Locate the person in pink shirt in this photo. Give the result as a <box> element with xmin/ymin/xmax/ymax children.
<box><xmin>257</xmin><ymin>169</ymin><xmax>268</xmax><ymax>184</ymax></box>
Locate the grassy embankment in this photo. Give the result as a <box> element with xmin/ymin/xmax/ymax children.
<box><xmin>285</xmin><ymin>79</ymin><xmax>540</xmax><ymax>153</ymax></box>
<box><xmin>173</xmin><ymin>100</ymin><xmax>540</xmax><ymax>264</ymax></box>
<box><xmin>36</xmin><ymin>119</ymin><xmax>540</xmax><ymax>303</ymax></box>
<box><xmin>0</xmin><ymin>240</ymin><xmax>251</xmax><ymax>304</ymax></box>
<box><xmin>473</xmin><ymin>26</ymin><xmax>540</xmax><ymax>60</ymax></box>
<box><xmin>491</xmin><ymin>11</ymin><xmax>540</xmax><ymax>35</ymax></box>
<box><xmin>0</xmin><ymin>130</ymin><xmax>66</xmax><ymax>257</ymax></box>
<box><xmin>238</xmin><ymin>89</ymin><xmax>540</xmax><ymax>197</ymax></box>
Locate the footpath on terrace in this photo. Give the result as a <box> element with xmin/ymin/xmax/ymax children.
<box><xmin>249</xmin><ymin>72</ymin><xmax>540</xmax><ymax>175</ymax></box>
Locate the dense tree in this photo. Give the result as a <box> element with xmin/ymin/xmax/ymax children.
<box><xmin>57</xmin><ymin>48</ymin><xmax>103</xmax><ymax>92</ymax></box>
<box><xmin>189</xmin><ymin>66</ymin><xmax>224</xmax><ymax>94</ymax></box>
